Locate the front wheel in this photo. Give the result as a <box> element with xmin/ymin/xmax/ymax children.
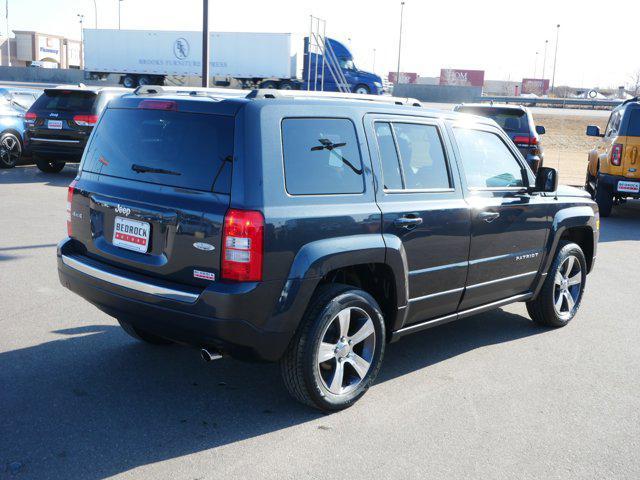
<box><xmin>280</xmin><ymin>284</ymin><xmax>386</xmax><ymax>411</ymax></box>
<box><xmin>353</xmin><ymin>84</ymin><xmax>370</xmax><ymax>94</ymax></box>
<box><xmin>526</xmin><ymin>241</ymin><xmax>587</xmax><ymax>327</ymax></box>
<box><xmin>35</xmin><ymin>156</ymin><xmax>65</xmax><ymax>173</ymax></box>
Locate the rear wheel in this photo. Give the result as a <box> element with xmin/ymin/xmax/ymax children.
<box><xmin>137</xmin><ymin>75</ymin><xmax>151</xmax><ymax>86</ymax></box>
<box><xmin>259</xmin><ymin>80</ymin><xmax>278</xmax><ymax>89</ymax></box>
<box><xmin>35</xmin><ymin>156</ymin><xmax>65</xmax><ymax>173</ymax></box>
<box><xmin>526</xmin><ymin>241</ymin><xmax>587</xmax><ymax>327</ymax></box>
<box><xmin>594</xmin><ymin>177</ymin><xmax>613</xmax><ymax>217</ymax></box>
<box><xmin>122</xmin><ymin>74</ymin><xmax>137</xmax><ymax>89</ymax></box>
<box><xmin>0</xmin><ymin>132</ymin><xmax>22</xmax><ymax>168</ymax></box>
<box><xmin>280</xmin><ymin>284</ymin><xmax>386</xmax><ymax>411</ymax></box>
<box><xmin>117</xmin><ymin>318</ymin><xmax>173</xmax><ymax>345</ymax></box>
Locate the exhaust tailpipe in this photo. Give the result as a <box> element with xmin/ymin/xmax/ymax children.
<box><xmin>200</xmin><ymin>348</ymin><xmax>223</xmax><ymax>362</ymax></box>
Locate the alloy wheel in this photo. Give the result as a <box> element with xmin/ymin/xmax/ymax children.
<box><xmin>553</xmin><ymin>254</ymin><xmax>582</xmax><ymax>317</ymax></box>
<box><xmin>0</xmin><ymin>135</ymin><xmax>20</xmax><ymax>167</ymax></box>
<box><xmin>316</xmin><ymin>306</ymin><xmax>376</xmax><ymax>395</ymax></box>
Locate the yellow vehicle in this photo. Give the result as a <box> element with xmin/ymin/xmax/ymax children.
<box><xmin>585</xmin><ymin>97</ymin><xmax>640</xmax><ymax>216</ymax></box>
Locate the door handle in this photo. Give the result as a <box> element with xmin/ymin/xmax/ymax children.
<box><xmin>394</xmin><ymin>216</ymin><xmax>423</xmax><ymax>228</ymax></box>
<box><xmin>478</xmin><ymin>211</ymin><xmax>500</xmax><ymax>223</ymax></box>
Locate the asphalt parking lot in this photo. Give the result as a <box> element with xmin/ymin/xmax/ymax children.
<box><xmin>1</xmin><ymin>164</ymin><xmax>639</xmax><ymax>480</ymax></box>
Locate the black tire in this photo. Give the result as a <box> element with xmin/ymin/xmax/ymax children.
<box><xmin>259</xmin><ymin>80</ymin><xmax>278</xmax><ymax>89</ymax></box>
<box><xmin>280</xmin><ymin>283</ymin><xmax>386</xmax><ymax>411</ymax></box>
<box><xmin>584</xmin><ymin>171</ymin><xmax>596</xmax><ymax>197</ymax></box>
<box><xmin>137</xmin><ymin>75</ymin><xmax>151</xmax><ymax>86</ymax></box>
<box><xmin>123</xmin><ymin>74</ymin><xmax>137</xmax><ymax>89</ymax></box>
<box><xmin>35</xmin><ymin>156</ymin><xmax>65</xmax><ymax>173</ymax></box>
<box><xmin>526</xmin><ymin>241</ymin><xmax>587</xmax><ymax>328</ymax></box>
<box><xmin>353</xmin><ymin>84</ymin><xmax>370</xmax><ymax>94</ymax></box>
<box><xmin>0</xmin><ymin>132</ymin><xmax>22</xmax><ymax>168</ymax></box>
<box><xmin>117</xmin><ymin>318</ymin><xmax>173</xmax><ymax>345</ymax></box>
<box><xmin>594</xmin><ymin>177</ymin><xmax>613</xmax><ymax>217</ymax></box>
<box><xmin>279</xmin><ymin>80</ymin><xmax>294</xmax><ymax>90</ymax></box>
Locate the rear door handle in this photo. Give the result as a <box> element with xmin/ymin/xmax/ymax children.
<box><xmin>478</xmin><ymin>211</ymin><xmax>500</xmax><ymax>223</ymax></box>
<box><xmin>394</xmin><ymin>216</ymin><xmax>423</xmax><ymax>228</ymax></box>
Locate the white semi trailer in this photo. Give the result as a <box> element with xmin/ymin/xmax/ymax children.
<box><xmin>83</xmin><ymin>29</ymin><xmax>295</xmax><ymax>88</ymax></box>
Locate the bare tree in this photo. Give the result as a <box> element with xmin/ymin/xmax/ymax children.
<box><xmin>629</xmin><ymin>69</ymin><xmax>640</xmax><ymax>97</ymax></box>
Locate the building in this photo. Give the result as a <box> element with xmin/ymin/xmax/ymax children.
<box><xmin>0</xmin><ymin>31</ymin><xmax>82</xmax><ymax>69</ymax></box>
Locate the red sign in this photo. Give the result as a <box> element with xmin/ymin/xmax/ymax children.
<box><xmin>522</xmin><ymin>78</ymin><xmax>550</xmax><ymax>95</ymax></box>
<box><xmin>439</xmin><ymin>69</ymin><xmax>485</xmax><ymax>87</ymax></box>
<box><xmin>388</xmin><ymin>72</ymin><xmax>418</xmax><ymax>84</ymax></box>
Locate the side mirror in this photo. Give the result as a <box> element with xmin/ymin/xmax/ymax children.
<box><xmin>535</xmin><ymin>125</ymin><xmax>546</xmax><ymax>135</ymax></box>
<box><xmin>586</xmin><ymin>125</ymin><xmax>603</xmax><ymax>137</ymax></box>
<box><xmin>534</xmin><ymin>167</ymin><xmax>558</xmax><ymax>193</ymax></box>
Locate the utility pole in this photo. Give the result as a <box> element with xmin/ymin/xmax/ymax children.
<box><xmin>201</xmin><ymin>0</ymin><xmax>209</xmax><ymax>87</ymax></box>
<box><xmin>5</xmin><ymin>0</ymin><xmax>10</xmax><ymax>66</ymax></box>
<box><xmin>534</xmin><ymin>51</ymin><xmax>539</xmax><ymax>78</ymax></box>
<box><xmin>542</xmin><ymin>39</ymin><xmax>548</xmax><ymax>79</ymax></box>
<box><xmin>77</xmin><ymin>14</ymin><xmax>84</xmax><ymax>69</ymax></box>
<box><xmin>395</xmin><ymin>1</ymin><xmax>405</xmax><ymax>87</ymax></box>
<box><xmin>118</xmin><ymin>0</ymin><xmax>123</xmax><ymax>30</ymax></box>
<box><xmin>372</xmin><ymin>48</ymin><xmax>376</xmax><ymax>72</ymax></box>
<box><xmin>92</xmin><ymin>0</ymin><xmax>97</xmax><ymax>28</ymax></box>
<box><xmin>551</xmin><ymin>25</ymin><xmax>560</xmax><ymax>93</ymax></box>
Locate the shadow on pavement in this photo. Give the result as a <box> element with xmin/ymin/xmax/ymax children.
<box><xmin>0</xmin><ymin>164</ymin><xmax>78</xmax><ymax>187</ymax></box>
<box><xmin>599</xmin><ymin>200</ymin><xmax>640</xmax><ymax>243</ymax></box>
<box><xmin>1</xmin><ymin>309</ymin><xmax>546</xmax><ymax>479</ymax></box>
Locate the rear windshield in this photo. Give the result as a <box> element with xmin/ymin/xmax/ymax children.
<box><xmin>627</xmin><ymin>109</ymin><xmax>640</xmax><ymax>136</ymax></box>
<box><xmin>33</xmin><ymin>90</ymin><xmax>97</xmax><ymax>112</ymax></box>
<box><xmin>82</xmin><ymin>108</ymin><xmax>234</xmax><ymax>194</ymax></box>
<box><xmin>456</xmin><ymin>107</ymin><xmax>529</xmax><ymax>133</ymax></box>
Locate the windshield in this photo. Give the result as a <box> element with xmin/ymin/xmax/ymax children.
<box><xmin>82</xmin><ymin>108</ymin><xmax>235</xmax><ymax>193</ymax></box>
<box><xmin>457</xmin><ymin>107</ymin><xmax>529</xmax><ymax>134</ymax></box>
<box><xmin>339</xmin><ymin>59</ymin><xmax>356</xmax><ymax>70</ymax></box>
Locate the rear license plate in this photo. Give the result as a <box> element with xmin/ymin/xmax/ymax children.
<box><xmin>47</xmin><ymin>120</ymin><xmax>63</xmax><ymax>130</ymax></box>
<box><xmin>618</xmin><ymin>181</ymin><xmax>640</xmax><ymax>194</ymax></box>
<box><xmin>113</xmin><ymin>216</ymin><xmax>150</xmax><ymax>253</ymax></box>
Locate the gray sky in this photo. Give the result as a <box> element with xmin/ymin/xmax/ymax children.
<box><xmin>7</xmin><ymin>0</ymin><xmax>639</xmax><ymax>88</ymax></box>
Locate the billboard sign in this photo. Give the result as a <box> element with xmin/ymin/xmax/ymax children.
<box><xmin>388</xmin><ymin>72</ymin><xmax>418</xmax><ymax>84</ymax></box>
<box><xmin>439</xmin><ymin>69</ymin><xmax>484</xmax><ymax>87</ymax></box>
<box><xmin>522</xmin><ymin>78</ymin><xmax>550</xmax><ymax>95</ymax></box>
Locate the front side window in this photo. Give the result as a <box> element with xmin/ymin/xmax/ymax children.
<box><xmin>454</xmin><ymin>128</ymin><xmax>524</xmax><ymax>189</ymax></box>
<box><xmin>282</xmin><ymin>118</ymin><xmax>364</xmax><ymax>195</ymax></box>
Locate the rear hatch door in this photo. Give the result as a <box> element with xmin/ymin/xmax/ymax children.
<box><xmin>29</xmin><ymin>88</ymin><xmax>98</xmax><ymax>142</ymax></box>
<box><xmin>622</xmin><ymin>108</ymin><xmax>640</xmax><ymax>180</ymax></box>
<box><xmin>70</xmin><ymin>102</ymin><xmax>235</xmax><ymax>287</ymax></box>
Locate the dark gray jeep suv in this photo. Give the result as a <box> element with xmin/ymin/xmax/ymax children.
<box><xmin>58</xmin><ymin>87</ymin><xmax>598</xmax><ymax>410</ymax></box>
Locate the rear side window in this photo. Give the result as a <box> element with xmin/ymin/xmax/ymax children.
<box><xmin>454</xmin><ymin>128</ymin><xmax>524</xmax><ymax>189</ymax></box>
<box><xmin>626</xmin><ymin>109</ymin><xmax>640</xmax><ymax>136</ymax></box>
<box><xmin>32</xmin><ymin>90</ymin><xmax>96</xmax><ymax>112</ymax></box>
<box><xmin>282</xmin><ymin>118</ymin><xmax>363</xmax><ymax>195</ymax></box>
<box><xmin>83</xmin><ymin>108</ymin><xmax>234</xmax><ymax>193</ymax></box>
<box><xmin>456</xmin><ymin>107</ymin><xmax>529</xmax><ymax>134</ymax></box>
<box><xmin>374</xmin><ymin>121</ymin><xmax>451</xmax><ymax>190</ymax></box>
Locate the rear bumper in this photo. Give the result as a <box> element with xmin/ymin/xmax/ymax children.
<box><xmin>25</xmin><ymin>132</ymin><xmax>86</xmax><ymax>162</ymax></box>
<box><xmin>598</xmin><ymin>173</ymin><xmax>640</xmax><ymax>198</ymax></box>
<box><xmin>57</xmin><ymin>238</ymin><xmax>312</xmax><ymax>361</ymax></box>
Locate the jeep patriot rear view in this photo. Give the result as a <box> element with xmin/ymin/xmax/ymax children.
<box><xmin>58</xmin><ymin>87</ymin><xmax>599</xmax><ymax>410</ymax></box>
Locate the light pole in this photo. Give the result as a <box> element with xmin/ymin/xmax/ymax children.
<box><xmin>201</xmin><ymin>0</ymin><xmax>209</xmax><ymax>87</ymax></box>
<box><xmin>395</xmin><ymin>1</ymin><xmax>405</xmax><ymax>86</ymax></box>
<box><xmin>92</xmin><ymin>0</ymin><xmax>97</xmax><ymax>28</ymax></box>
<box><xmin>5</xmin><ymin>0</ymin><xmax>10</xmax><ymax>66</ymax></box>
<box><xmin>551</xmin><ymin>24</ymin><xmax>560</xmax><ymax>93</ymax></box>
<box><xmin>372</xmin><ymin>48</ymin><xmax>376</xmax><ymax>72</ymax></box>
<box><xmin>118</xmin><ymin>0</ymin><xmax>123</xmax><ymax>30</ymax></box>
<box><xmin>542</xmin><ymin>39</ymin><xmax>548</xmax><ymax>79</ymax></box>
<box><xmin>77</xmin><ymin>14</ymin><xmax>84</xmax><ymax>69</ymax></box>
<box><xmin>534</xmin><ymin>51</ymin><xmax>539</xmax><ymax>78</ymax></box>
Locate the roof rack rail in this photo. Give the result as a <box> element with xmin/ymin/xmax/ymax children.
<box><xmin>621</xmin><ymin>96</ymin><xmax>639</xmax><ymax>106</ymax></box>
<box><xmin>247</xmin><ymin>89</ymin><xmax>422</xmax><ymax>107</ymax></box>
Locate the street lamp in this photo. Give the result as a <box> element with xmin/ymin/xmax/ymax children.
<box><xmin>77</xmin><ymin>14</ymin><xmax>84</xmax><ymax>69</ymax></box>
<box><xmin>5</xmin><ymin>0</ymin><xmax>11</xmax><ymax>67</ymax></box>
<box><xmin>542</xmin><ymin>39</ymin><xmax>548</xmax><ymax>79</ymax></box>
<box><xmin>534</xmin><ymin>51</ymin><xmax>539</xmax><ymax>78</ymax></box>
<box><xmin>372</xmin><ymin>48</ymin><xmax>376</xmax><ymax>72</ymax></box>
<box><xmin>395</xmin><ymin>1</ymin><xmax>405</xmax><ymax>87</ymax></box>
<box><xmin>201</xmin><ymin>0</ymin><xmax>209</xmax><ymax>87</ymax></box>
<box><xmin>551</xmin><ymin>24</ymin><xmax>560</xmax><ymax>93</ymax></box>
<box><xmin>118</xmin><ymin>0</ymin><xmax>123</xmax><ymax>30</ymax></box>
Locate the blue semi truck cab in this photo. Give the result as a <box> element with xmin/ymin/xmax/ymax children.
<box><xmin>301</xmin><ymin>37</ymin><xmax>384</xmax><ymax>95</ymax></box>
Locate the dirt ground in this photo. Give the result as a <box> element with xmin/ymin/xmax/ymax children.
<box><xmin>533</xmin><ymin>113</ymin><xmax>608</xmax><ymax>186</ymax></box>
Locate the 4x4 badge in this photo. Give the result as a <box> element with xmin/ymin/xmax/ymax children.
<box><xmin>193</xmin><ymin>242</ymin><xmax>215</xmax><ymax>251</ymax></box>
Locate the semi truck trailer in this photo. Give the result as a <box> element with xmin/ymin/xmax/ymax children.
<box><xmin>83</xmin><ymin>29</ymin><xmax>383</xmax><ymax>94</ymax></box>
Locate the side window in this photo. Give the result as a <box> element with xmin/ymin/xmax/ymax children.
<box><xmin>374</xmin><ymin>121</ymin><xmax>451</xmax><ymax>191</ymax></box>
<box><xmin>282</xmin><ymin>118</ymin><xmax>364</xmax><ymax>195</ymax></box>
<box><xmin>374</xmin><ymin>122</ymin><xmax>403</xmax><ymax>189</ymax></box>
<box><xmin>454</xmin><ymin>128</ymin><xmax>525</xmax><ymax>189</ymax></box>
<box><xmin>605</xmin><ymin>112</ymin><xmax>621</xmax><ymax>138</ymax></box>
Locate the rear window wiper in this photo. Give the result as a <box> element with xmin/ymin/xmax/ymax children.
<box><xmin>131</xmin><ymin>164</ymin><xmax>181</xmax><ymax>176</ymax></box>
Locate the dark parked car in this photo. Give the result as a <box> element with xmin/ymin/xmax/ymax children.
<box><xmin>58</xmin><ymin>87</ymin><xmax>598</xmax><ymax>410</ymax></box>
<box><xmin>24</xmin><ymin>86</ymin><xmax>129</xmax><ymax>173</ymax></box>
<box><xmin>453</xmin><ymin>103</ymin><xmax>546</xmax><ymax>172</ymax></box>
<box><xmin>0</xmin><ymin>87</ymin><xmax>41</xmax><ymax>168</ymax></box>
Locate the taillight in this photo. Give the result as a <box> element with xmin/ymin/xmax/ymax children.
<box><xmin>610</xmin><ymin>144</ymin><xmax>623</xmax><ymax>166</ymax></box>
<box><xmin>73</xmin><ymin>114</ymin><xmax>99</xmax><ymax>126</ymax></box>
<box><xmin>66</xmin><ymin>179</ymin><xmax>78</xmax><ymax>237</ymax></box>
<box><xmin>138</xmin><ymin>100</ymin><xmax>177</xmax><ymax>111</ymax></box>
<box><xmin>25</xmin><ymin>111</ymin><xmax>37</xmax><ymax>125</ymax></box>
<box><xmin>513</xmin><ymin>135</ymin><xmax>537</xmax><ymax>145</ymax></box>
<box><xmin>221</xmin><ymin>209</ymin><xmax>264</xmax><ymax>282</ymax></box>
